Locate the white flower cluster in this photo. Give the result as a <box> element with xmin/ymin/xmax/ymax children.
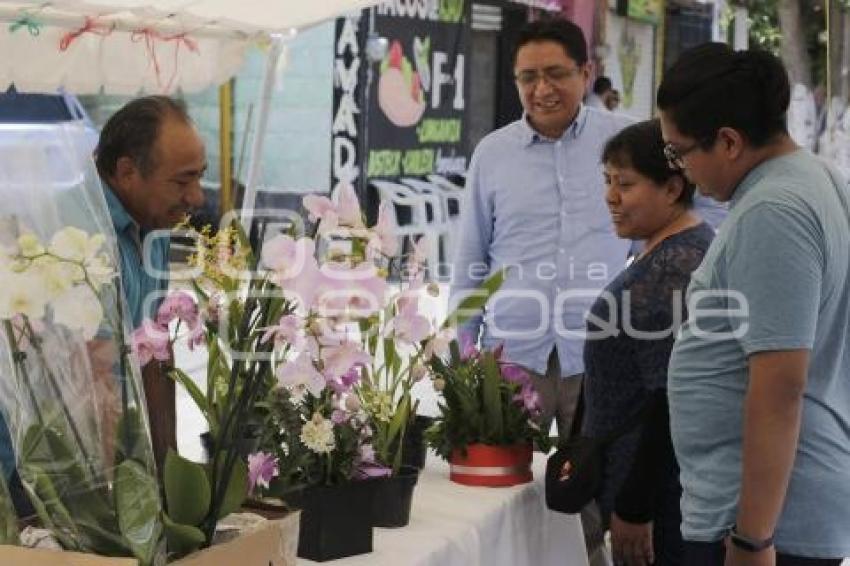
<box><xmin>300</xmin><ymin>413</ymin><xmax>336</xmax><ymax>454</ymax></box>
<box><xmin>0</xmin><ymin>227</ymin><xmax>113</xmax><ymax>340</ymax></box>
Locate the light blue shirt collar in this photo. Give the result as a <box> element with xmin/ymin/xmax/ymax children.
<box><xmin>518</xmin><ymin>104</ymin><xmax>589</xmax><ymax>147</ymax></box>
<box><xmin>103</xmin><ymin>184</ymin><xmax>135</xmax><ymax>234</ymax></box>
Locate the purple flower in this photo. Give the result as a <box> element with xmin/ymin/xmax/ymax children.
<box><xmin>340</xmin><ymin>367</ymin><xmax>361</xmax><ymax>387</ymax></box>
<box><xmin>501</xmin><ymin>363</ymin><xmax>531</xmax><ymax>385</ymax></box>
<box><xmin>353</xmin><ymin>444</ymin><xmax>391</xmax><ymax>479</ymax></box>
<box><xmin>459</xmin><ymin>332</ymin><xmax>479</xmax><ymax>361</ymax></box>
<box><xmin>132</xmin><ymin>319</ymin><xmax>171</xmax><ymax>366</ymax></box>
<box><xmin>513</xmin><ymin>384</ymin><xmax>542</xmax><ymax>416</ymax></box>
<box><xmin>331</xmin><ymin>409</ymin><xmax>348</xmax><ymax>425</ymax></box>
<box><xmin>247</xmin><ymin>451</ymin><xmax>280</xmax><ymax>494</ymax></box>
<box><xmin>156</xmin><ymin>291</ymin><xmax>199</xmax><ymax>328</ymax></box>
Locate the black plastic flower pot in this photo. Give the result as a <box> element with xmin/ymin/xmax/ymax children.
<box><xmin>401</xmin><ymin>415</ymin><xmax>434</xmax><ymax>469</ymax></box>
<box><xmin>286</xmin><ymin>480</ymin><xmax>374</xmax><ymax>561</ymax></box>
<box><xmin>370</xmin><ymin>465</ymin><xmax>420</xmax><ymax>528</ymax></box>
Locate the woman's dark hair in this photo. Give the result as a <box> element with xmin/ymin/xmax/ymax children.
<box><xmin>602</xmin><ymin>119</ymin><xmax>696</xmax><ymax>207</ymax></box>
<box><xmin>95</xmin><ymin>95</ymin><xmax>191</xmax><ymax>179</ymax></box>
<box><xmin>513</xmin><ymin>18</ymin><xmax>588</xmax><ymax>67</ymax></box>
<box><xmin>657</xmin><ymin>43</ymin><xmax>789</xmax><ymax>148</ymax></box>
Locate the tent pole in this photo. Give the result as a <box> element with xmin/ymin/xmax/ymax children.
<box><xmin>240</xmin><ymin>35</ymin><xmax>287</xmax><ymax>231</ymax></box>
<box><xmin>219</xmin><ymin>78</ymin><xmax>235</xmax><ymax>215</ymax></box>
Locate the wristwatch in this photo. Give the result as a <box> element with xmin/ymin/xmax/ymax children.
<box><xmin>730</xmin><ymin>525</ymin><xmax>774</xmax><ymax>552</ymax></box>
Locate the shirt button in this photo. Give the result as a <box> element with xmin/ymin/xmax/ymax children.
<box><xmin>559</xmin><ymin>248</ymin><xmax>566</xmax><ymax>254</ymax></box>
<box><xmin>558</xmin><ymin>175</ymin><xmax>564</xmax><ymax>182</ymax></box>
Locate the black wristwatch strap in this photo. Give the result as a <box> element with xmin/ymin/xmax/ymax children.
<box><xmin>730</xmin><ymin>525</ymin><xmax>774</xmax><ymax>552</ymax></box>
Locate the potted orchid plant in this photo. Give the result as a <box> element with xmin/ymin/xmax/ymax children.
<box><xmin>298</xmin><ymin>189</ymin><xmax>453</xmax><ymax>529</ymax></box>
<box><xmin>133</xmin><ymin>222</ymin><xmax>287</xmax><ymax>558</ymax></box>
<box><xmin>426</xmin><ymin>331</ymin><xmax>550</xmax><ymax>487</ymax></box>
<box><xmin>0</xmin><ymin>226</ymin><xmax>165</xmax><ymax>565</ymax></box>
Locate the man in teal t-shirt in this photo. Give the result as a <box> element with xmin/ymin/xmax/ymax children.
<box><xmin>659</xmin><ymin>43</ymin><xmax>850</xmax><ymax>565</ymax></box>
<box><xmin>94</xmin><ymin>96</ymin><xmax>206</xmax><ymax>469</ymax></box>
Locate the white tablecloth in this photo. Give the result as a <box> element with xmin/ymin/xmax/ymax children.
<box><xmin>299</xmin><ymin>453</ymin><xmax>588</xmax><ymax>566</ymax></box>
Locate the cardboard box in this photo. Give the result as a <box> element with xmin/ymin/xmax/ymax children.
<box><xmin>0</xmin><ymin>545</ymin><xmax>138</xmax><ymax>565</ymax></box>
<box><xmin>0</xmin><ymin>512</ymin><xmax>300</xmax><ymax>566</ymax></box>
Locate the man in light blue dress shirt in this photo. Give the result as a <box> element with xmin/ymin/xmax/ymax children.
<box><xmin>452</xmin><ymin>19</ymin><xmax>631</xmax><ymax>440</ymax></box>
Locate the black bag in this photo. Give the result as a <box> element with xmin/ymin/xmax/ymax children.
<box><xmin>545</xmin><ymin>395</ymin><xmax>647</xmax><ymax>514</ymax></box>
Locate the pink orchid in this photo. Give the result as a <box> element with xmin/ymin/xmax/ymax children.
<box><xmin>132</xmin><ymin>319</ymin><xmax>171</xmax><ymax>365</ymax></box>
<box><xmin>320</xmin><ymin>341</ymin><xmax>371</xmax><ymax>380</ymax></box>
<box><xmin>187</xmin><ymin>322</ymin><xmax>206</xmax><ymax>351</ymax></box>
<box><xmin>315</xmin><ymin>263</ymin><xmax>387</xmax><ymax>318</ymax></box>
<box><xmin>303</xmin><ymin>194</ymin><xmax>336</xmax><ymax>222</ymax></box>
<box><xmin>367</xmin><ymin>202</ymin><xmax>398</xmax><ymax>257</ymax></box>
<box><xmin>408</xmin><ymin>235</ymin><xmax>430</xmax><ymax>276</ymax></box>
<box><xmin>388</xmin><ymin>294</ymin><xmax>431</xmax><ymax>344</ymax></box>
<box><xmin>247</xmin><ymin>451</ymin><xmax>280</xmax><ymax>494</ymax></box>
<box><xmin>276</xmin><ymin>352</ymin><xmax>326</xmax><ymax>399</ymax></box>
<box><xmin>335</xmin><ymin>183</ymin><xmax>364</xmax><ymax>228</ymax></box>
<box><xmin>156</xmin><ymin>291</ymin><xmax>199</xmax><ymax>329</ymax></box>
<box><xmin>260</xmin><ymin>314</ymin><xmax>303</xmax><ymax>348</ymax></box>
<box><xmin>423</xmin><ymin>327</ymin><xmax>456</xmax><ymax>360</ymax></box>
<box><xmin>260</xmin><ymin>235</ymin><xmax>318</xmax><ymax>281</ymax></box>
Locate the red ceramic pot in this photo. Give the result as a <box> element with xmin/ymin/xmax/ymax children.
<box><xmin>449</xmin><ymin>443</ymin><xmax>533</xmax><ymax>487</ymax></box>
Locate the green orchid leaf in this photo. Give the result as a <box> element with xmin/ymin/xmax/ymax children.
<box><xmin>215</xmin><ymin>456</ymin><xmax>248</xmax><ymax>519</ymax></box>
<box><xmin>20</xmin><ymin>464</ymin><xmax>82</xmax><ymax>551</ymax></box>
<box><xmin>481</xmin><ymin>352</ymin><xmax>504</xmax><ymax>440</ymax></box>
<box><xmin>0</xmin><ymin>473</ymin><xmax>19</xmax><ymax>545</ymax></box>
<box><xmin>164</xmin><ymin>449</ymin><xmax>210</xmax><ymax>526</ymax></box>
<box><xmin>169</xmin><ymin>368</ymin><xmax>209</xmax><ymax>422</ymax></box>
<box><xmin>163</xmin><ymin>513</ymin><xmax>205</xmax><ymax>558</ymax></box>
<box><xmin>443</xmin><ymin>269</ymin><xmax>505</xmax><ymax>329</ymax></box>
<box><xmin>115</xmin><ymin>459</ymin><xmax>164</xmax><ymax>566</ymax></box>
<box><xmin>74</xmin><ymin>518</ymin><xmax>133</xmax><ymax>558</ymax></box>
<box><xmin>115</xmin><ymin>407</ymin><xmax>146</xmax><ymax>464</ymax></box>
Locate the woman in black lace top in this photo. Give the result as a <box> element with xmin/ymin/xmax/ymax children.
<box><xmin>582</xmin><ymin>120</ymin><xmax>714</xmax><ymax>565</ymax></box>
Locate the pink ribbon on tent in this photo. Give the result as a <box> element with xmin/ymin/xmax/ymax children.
<box><xmin>59</xmin><ymin>16</ymin><xmax>113</xmax><ymax>51</ymax></box>
<box><xmin>131</xmin><ymin>27</ymin><xmax>201</xmax><ymax>93</ymax></box>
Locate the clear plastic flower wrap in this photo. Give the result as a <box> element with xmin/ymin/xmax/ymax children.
<box><xmin>0</xmin><ymin>122</ymin><xmax>165</xmax><ymax>565</ymax></box>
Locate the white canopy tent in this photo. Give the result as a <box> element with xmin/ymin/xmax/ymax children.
<box><xmin>0</xmin><ymin>0</ymin><xmax>380</xmax><ymax>226</ymax></box>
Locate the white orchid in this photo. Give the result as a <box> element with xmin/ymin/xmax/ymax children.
<box><xmin>49</xmin><ymin>227</ymin><xmax>103</xmax><ymax>263</ymax></box>
<box><xmin>48</xmin><ymin>227</ymin><xmax>113</xmax><ymax>287</ymax></box>
<box><xmin>0</xmin><ymin>271</ymin><xmax>49</xmax><ymax>320</ymax></box>
<box><xmin>30</xmin><ymin>257</ymin><xmax>79</xmax><ymax>299</ymax></box>
<box><xmin>17</xmin><ymin>233</ymin><xmax>45</xmax><ymax>258</ymax></box>
<box><xmin>52</xmin><ymin>285</ymin><xmax>104</xmax><ymax>341</ymax></box>
<box><xmin>0</xmin><ymin>228</ymin><xmax>113</xmax><ymax>342</ymax></box>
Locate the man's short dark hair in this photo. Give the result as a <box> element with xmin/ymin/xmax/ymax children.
<box><xmin>593</xmin><ymin>76</ymin><xmax>612</xmax><ymax>95</ymax></box>
<box><xmin>657</xmin><ymin>43</ymin><xmax>790</xmax><ymax>148</ymax></box>
<box><xmin>513</xmin><ymin>18</ymin><xmax>588</xmax><ymax>67</ymax></box>
<box><xmin>95</xmin><ymin>95</ymin><xmax>191</xmax><ymax>179</ymax></box>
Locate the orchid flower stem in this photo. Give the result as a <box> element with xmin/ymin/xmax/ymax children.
<box><xmin>203</xmin><ymin>289</ymin><xmax>277</xmax><ymax>544</ymax></box>
<box><xmin>3</xmin><ymin>320</ymin><xmax>46</xmax><ymax>430</ymax></box>
<box><xmin>113</xmin><ymin>276</ymin><xmax>132</xmax><ymax>463</ymax></box>
<box><xmin>17</xmin><ymin>319</ymin><xmax>99</xmax><ymax>481</ymax></box>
